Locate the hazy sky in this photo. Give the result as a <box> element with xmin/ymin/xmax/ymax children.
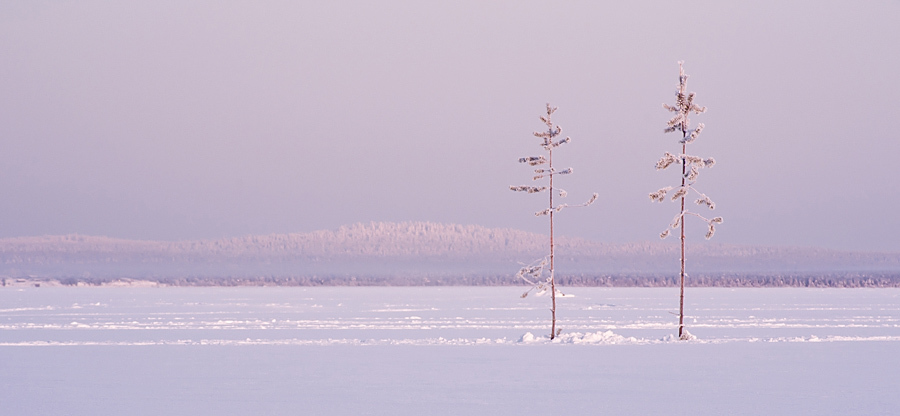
<box><xmin>1</xmin><ymin>1</ymin><xmax>898</xmax><ymax>251</ymax></box>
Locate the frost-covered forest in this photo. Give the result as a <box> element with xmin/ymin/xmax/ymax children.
<box><xmin>2</xmin><ymin>221</ymin><xmax>899</xmax><ymax>285</ymax></box>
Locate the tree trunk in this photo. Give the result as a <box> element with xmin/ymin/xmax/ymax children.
<box><xmin>679</xmin><ymin>133</ymin><xmax>687</xmax><ymax>339</ymax></box>
<box><xmin>549</xmin><ymin>148</ymin><xmax>556</xmax><ymax>340</ymax></box>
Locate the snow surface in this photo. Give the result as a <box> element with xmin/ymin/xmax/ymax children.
<box><xmin>1</xmin><ymin>287</ymin><xmax>899</xmax><ymax>415</ymax></box>
<box><xmin>3</xmin><ymin>286</ymin><xmax>898</xmax><ymax>345</ymax></box>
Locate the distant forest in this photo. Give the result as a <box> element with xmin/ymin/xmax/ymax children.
<box><xmin>8</xmin><ymin>272</ymin><xmax>898</xmax><ymax>288</ymax></box>
<box><xmin>3</xmin><ymin>222</ymin><xmax>900</xmax><ymax>287</ymax></box>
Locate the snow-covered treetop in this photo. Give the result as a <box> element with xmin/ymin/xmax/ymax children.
<box><xmin>511</xmin><ymin>104</ymin><xmax>596</xmax><ymax>215</ymax></box>
<box><xmin>532</xmin><ymin>103</ymin><xmax>570</xmax><ymax>150</ymax></box>
<box><xmin>663</xmin><ymin>61</ymin><xmax>707</xmax><ymax>142</ymax></box>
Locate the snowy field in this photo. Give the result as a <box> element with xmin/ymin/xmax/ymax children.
<box><xmin>2</xmin><ymin>287</ymin><xmax>899</xmax><ymax>415</ymax></box>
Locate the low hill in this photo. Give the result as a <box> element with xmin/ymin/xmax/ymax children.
<box><xmin>1</xmin><ymin>222</ymin><xmax>899</xmax><ymax>285</ymax></box>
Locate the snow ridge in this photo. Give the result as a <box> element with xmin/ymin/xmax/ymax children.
<box><xmin>4</xmin><ymin>333</ymin><xmax>900</xmax><ymax>347</ymax></box>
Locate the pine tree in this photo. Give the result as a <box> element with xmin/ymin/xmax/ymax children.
<box><xmin>649</xmin><ymin>62</ymin><xmax>723</xmax><ymax>340</ymax></box>
<box><xmin>511</xmin><ymin>103</ymin><xmax>597</xmax><ymax>340</ymax></box>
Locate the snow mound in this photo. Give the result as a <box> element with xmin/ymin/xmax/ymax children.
<box><xmin>558</xmin><ymin>330</ymin><xmax>641</xmax><ymax>345</ymax></box>
<box><xmin>659</xmin><ymin>329</ymin><xmax>699</xmax><ymax>342</ymax></box>
<box><xmin>518</xmin><ymin>332</ymin><xmax>538</xmax><ymax>343</ymax></box>
<box><xmin>517</xmin><ymin>330</ymin><xmax>643</xmax><ymax>345</ymax></box>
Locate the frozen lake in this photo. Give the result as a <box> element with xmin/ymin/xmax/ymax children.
<box><xmin>2</xmin><ymin>287</ymin><xmax>899</xmax><ymax>415</ymax></box>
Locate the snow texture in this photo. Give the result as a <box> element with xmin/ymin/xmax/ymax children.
<box><xmin>2</xmin><ymin>287</ymin><xmax>899</xmax><ymax>345</ymax></box>
<box><xmin>2</xmin><ymin>287</ymin><xmax>899</xmax><ymax>416</ymax></box>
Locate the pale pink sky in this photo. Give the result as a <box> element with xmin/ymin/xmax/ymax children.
<box><xmin>0</xmin><ymin>1</ymin><xmax>898</xmax><ymax>251</ymax></box>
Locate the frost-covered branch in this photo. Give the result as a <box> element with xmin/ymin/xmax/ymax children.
<box><xmin>519</xmin><ymin>156</ymin><xmax>547</xmax><ymax>166</ymax></box>
<box><xmin>670</xmin><ymin>186</ymin><xmax>688</xmax><ymax>201</ymax></box>
<box><xmin>531</xmin><ymin>167</ymin><xmax>574</xmax><ymax>181</ymax></box>
<box><xmin>546</xmin><ymin>136</ymin><xmax>571</xmax><ymax>149</ymax></box>
<box><xmin>689</xmin><ymin>187</ymin><xmax>716</xmax><ymax>210</ymax></box>
<box><xmin>681</xmin><ymin>123</ymin><xmax>705</xmax><ymax>144</ymax></box>
<box><xmin>510</xmin><ymin>185</ymin><xmax>548</xmax><ymax>193</ymax></box>
<box><xmin>651</xmin><ymin>184</ymin><xmax>716</xmax><ymax>208</ymax></box>
<box><xmin>516</xmin><ymin>256</ymin><xmax>550</xmax><ymax>297</ymax></box>
<box><xmin>655</xmin><ymin>152</ymin><xmax>679</xmax><ymax>170</ymax></box>
<box><xmin>649</xmin><ymin>186</ymin><xmax>673</xmax><ymax>202</ymax></box>
<box><xmin>658</xmin><ymin>210</ymin><xmax>724</xmax><ymax>240</ymax></box>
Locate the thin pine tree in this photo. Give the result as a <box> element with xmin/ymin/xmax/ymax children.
<box><xmin>511</xmin><ymin>103</ymin><xmax>597</xmax><ymax>340</ymax></box>
<box><xmin>649</xmin><ymin>62</ymin><xmax>723</xmax><ymax>340</ymax></box>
